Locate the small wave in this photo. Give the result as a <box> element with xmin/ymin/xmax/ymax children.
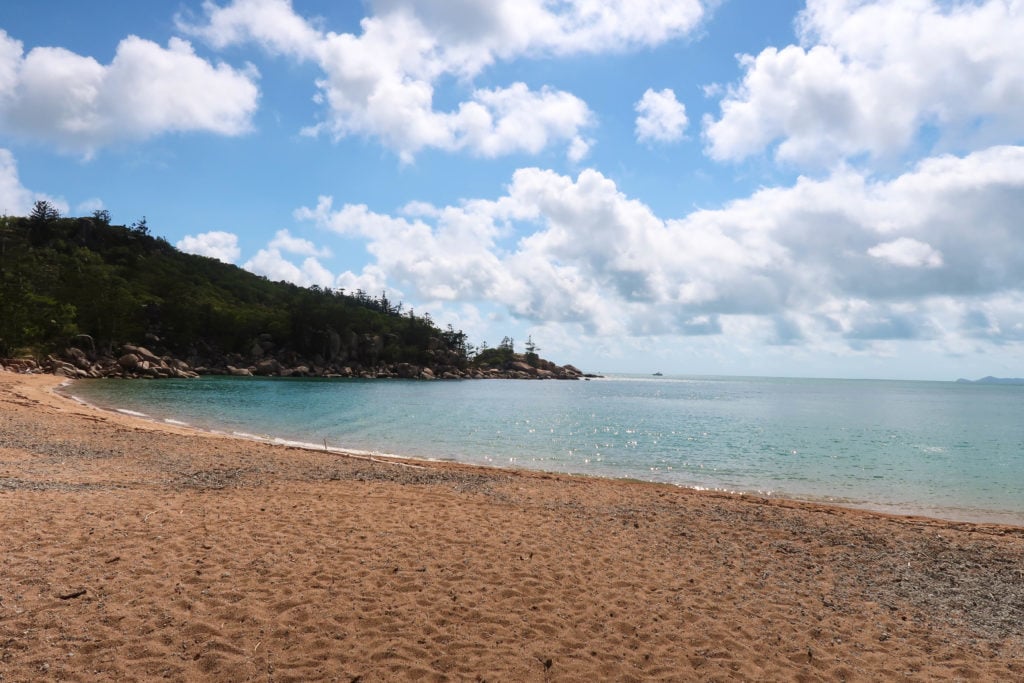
<box><xmin>262</xmin><ymin>436</ymin><xmax>427</xmax><ymax>464</ymax></box>
<box><xmin>164</xmin><ymin>419</ymin><xmax>190</xmax><ymax>426</ymax></box>
<box><xmin>232</xmin><ymin>431</ymin><xmax>267</xmax><ymax>440</ymax></box>
<box><xmin>116</xmin><ymin>408</ymin><xmax>149</xmax><ymax>418</ymax></box>
<box><xmin>271</xmin><ymin>436</ymin><xmax>326</xmax><ymax>450</ymax></box>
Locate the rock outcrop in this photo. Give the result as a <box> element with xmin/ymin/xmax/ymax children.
<box><xmin>2</xmin><ymin>337</ymin><xmax>595</xmax><ymax>382</ymax></box>
<box><xmin>2</xmin><ymin>345</ymin><xmax>200</xmax><ymax>380</ymax></box>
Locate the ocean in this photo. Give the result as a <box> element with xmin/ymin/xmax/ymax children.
<box><xmin>65</xmin><ymin>374</ymin><xmax>1024</xmax><ymax>525</ymax></box>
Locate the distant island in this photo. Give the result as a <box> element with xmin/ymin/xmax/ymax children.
<box><xmin>0</xmin><ymin>202</ymin><xmax>592</xmax><ymax>381</ymax></box>
<box><xmin>955</xmin><ymin>376</ymin><xmax>1024</xmax><ymax>385</ymax></box>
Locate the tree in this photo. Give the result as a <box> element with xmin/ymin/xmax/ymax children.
<box><xmin>524</xmin><ymin>335</ymin><xmax>540</xmax><ymax>366</ymax></box>
<box><xmin>92</xmin><ymin>209</ymin><xmax>111</xmax><ymax>225</ymax></box>
<box><xmin>29</xmin><ymin>200</ymin><xmax>60</xmax><ymax>223</ymax></box>
<box><xmin>441</xmin><ymin>324</ymin><xmax>468</xmax><ymax>360</ymax></box>
<box><xmin>130</xmin><ymin>216</ymin><xmax>149</xmax><ymax>236</ymax></box>
<box><xmin>0</xmin><ymin>208</ymin><xmax>480</xmax><ymax>368</ymax></box>
<box><xmin>473</xmin><ymin>336</ymin><xmax>516</xmax><ymax>368</ymax></box>
<box><xmin>27</xmin><ymin>201</ymin><xmax>61</xmax><ymax>245</ymax></box>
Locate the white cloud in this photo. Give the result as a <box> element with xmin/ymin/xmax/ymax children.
<box><xmin>956</xmin><ymin>294</ymin><xmax>1024</xmax><ymax>344</ymax></box>
<box><xmin>243</xmin><ymin>247</ymin><xmax>334</xmax><ymax>288</ymax></box>
<box><xmin>0</xmin><ymin>147</ymin><xmax>66</xmax><ymax>216</ymax></box>
<box><xmin>304</xmin><ymin>29</ymin><xmax>595</xmax><ymax>162</ymax></box>
<box><xmin>400</xmin><ymin>200</ymin><xmax>440</xmax><ymax>218</ymax></box>
<box><xmin>0</xmin><ymin>30</ymin><xmax>21</xmax><ymax>95</ymax></box>
<box><xmin>300</xmin><ymin>196</ymin><xmax>517</xmax><ymax>302</ymax></box>
<box><xmin>187</xmin><ymin>0</ymin><xmax>710</xmax><ymax>69</ymax></box>
<box><xmin>703</xmin><ymin>0</ymin><xmax>1024</xmax><ymax>165</ymax></box>
<box><xmin>177</xmin><ymin>231</ymin><xmax>241</xmax><ymax>263</ymax></box>
<box><xmin>75</xmin><ymin>198</ymin><xmax>105</xmax><ymax>215</ymax></box>
<box><xmin>334</xmin><ymin>265</ymin><xmax>391</xmax><ymax>297</ymax></box>
<box><xmin>226</xmin><ymin>228</ymin><xmax>335</xmax><ymax>288</ymax></box>
<box><xmin>298</xmin><ymin>145</ymin><xmax>1024</xmax><ymax>348</ymax></box>
<box><xmin>268</xmin><ymin>228</ymin><xmax>331</xmax><ymax>257</ymax></box>
<box><xmin>375</xmin><ymin>0</ymin><xmax>708</xmax><ymax>56</ymax></box>
<box><xmin>177</xmin><ymin>0</ymin><xmax>323</xmax><ymax>59</ymax></box>
<box><xmin>182</xmin><ymin>0</ymin><xmax>712</xmax><ymax>161</ymax></box>
<box><xmin>566</xmin><ymin>135</ymin><xmax>592</xmax><ymax>163</ymax></box>
<box><xmin>634</xmin><ymin>88</ymin><xmax>688</xmax><ymax>144</ymax></box>
<box><xmin>0</xmin><ymin>148</ymin><xmax>35</xmax><ymax>216</ymax></box>
<box><xmin>868</xmin><ymin>237</ymin><xmax>943</xmax><ymax>269</ymax></box>
<box><xmin>452</xmin><ymin>83</ymin><xmax>594</xmax><ymax>159</ymax></box>
<box><xmin>301</xmin><ymin>77</ymin><xmax>594</xmax><ymax>163</ymax></box>
<box><xmin>0</xmin><ymin>30</ymin><xmax>259</xmax><ymax>156</ymax></box>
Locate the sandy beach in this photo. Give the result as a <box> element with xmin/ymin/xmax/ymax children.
<box><xmin>1</xmin><ymin>370</ymin><xmax>1022</xmax><ymax>681</ymax></box>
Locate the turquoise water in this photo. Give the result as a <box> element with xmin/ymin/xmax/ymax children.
<box><xmin>66</xmin><ymin>375</ymin><xmax>1024</xmax><ymax>525</ymax></box>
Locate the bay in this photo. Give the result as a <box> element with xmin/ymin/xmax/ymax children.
<box><xmin>66</xmin><ymin>374</ymin><xmax>1024</xmax><ymax>525</ymax></box>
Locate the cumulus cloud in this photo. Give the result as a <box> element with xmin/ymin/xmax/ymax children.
<box><xmin>297</xmin><ymin>195</ymin><xmax>517</xmax><ymax>302</ymax></box>
<box><xmin>370</xmin><ymin>0</ymin><xmax>709</xmax><ymax>58</ymax></box>
<box><xmin>181</xmin><ymin>0</ymin><xmax>711</xmax><ymax>160</ymax></box>
<box><xmin>176</xmin><ymin>227</ymin><xmax>337</xmax><ymax>286</ymax></box>
<box><xmin>956</xmin><ymin>295</ymin><xmax>1024</xmax><ymax>344</ymax></box>
<box><xmin>868</xmin><ymin>237</ymin><xmax>943</xmax><ymax>269</ymax></box>
<box><xmin>703</xmin><ymin>0</ymin><xmax>1024</xmax><ymax>165</ymax></box>
<box><xmin>297</xmin><ymin>145</ymin><xmax>1024</xmax><ymax>348</ymax></box>
<box><xmin>173</xmin><ymin>224</ymin><xmax>334</xmax><ymax>287</ymax></box>
<box><xmin>243</xmin><ymin>248</ymin><xmax>334</xmax><ymax>288</ymax></box>
<box><xmin>177</xmin><ymin>231</ymin><xmax>242</xmax><ymax>263</ymax></box>
<box><xmin>0</xmin><ymin>147</ymin><xmax>66</xmax><ymax>216</ymax></box>
<box><xmin>186</xmin><ymin>0</ymin><xmax>709</xmax><ymax>68</ymax></box>
<box><xmin>0</xmin><ymin>29</ymin><xmax>259</xmax><ymax>156</ymax></box>
<box><xmin>334</xmin><ymin>265</ymin><xmax>392</xmax><ymax>298</ymax></box>
<box><xmin>177</xmin><ymin>0</ymin><xmax>323</xmax><ymax>58</ymax></box>
<box><xmin>268</xmin><ymin>228</ymin><xmax>331</xmax><ymax>257</ymax></box>
<box><xmin>451</xmin><ymin>83</ymin><xmax>593</xmax><ymax>159</ymax></box>
<box><xmin>634</xmin><ymin>88</ymin><xmax>688</xmax><ymax>144</ymax></box>
<box><xmin>0</xmin><ymin>148</ymin><xmax>35</xmax><ymax>216</ymax></box>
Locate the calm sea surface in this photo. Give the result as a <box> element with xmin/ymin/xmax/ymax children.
<box><xmin>66</xmin><ymin>375</ymin><xmax>1024</xmax><ymax>525</ymax></box>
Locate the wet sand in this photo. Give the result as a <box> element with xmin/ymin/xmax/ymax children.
<box><xmin>1</xmin><ymin>370</ymin><xmax>1022</xmax><ymax>681</ymax></box>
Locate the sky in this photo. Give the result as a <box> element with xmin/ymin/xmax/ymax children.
<box><xmin>1</xmin><ymin>0</ymin><xmax>1023</xmax><ymax>380</ymax></box>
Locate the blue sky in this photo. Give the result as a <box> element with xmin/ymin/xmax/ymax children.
<box><xmin>2</xmin><ymin>0</ymin><xmax>1023</xmax><ymax>380</ymax></box>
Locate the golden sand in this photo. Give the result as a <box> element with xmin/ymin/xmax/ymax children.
<box><xmin>1</xmin><ymin>370</ymin><xmax>1022</xmax><ymax>681</ymax></box>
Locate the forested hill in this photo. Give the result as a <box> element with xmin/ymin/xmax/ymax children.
<box><xmin>0</xmin><ymin>207</ymin><xmax>585</xmax><ymax>380</ymax></box>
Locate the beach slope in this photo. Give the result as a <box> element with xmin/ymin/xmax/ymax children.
<box><xmin>1</xmin><ymin>370</ymin><xmax>1022</xmax><ymax>681</ymax></box>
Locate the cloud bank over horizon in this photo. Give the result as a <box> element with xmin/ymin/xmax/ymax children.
<box><xmin>279</xmin><ymin>145</ymin><xmax>1024</xmax><ymax>351</ymax></box>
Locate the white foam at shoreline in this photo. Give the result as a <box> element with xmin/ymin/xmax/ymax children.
<box><xmin>263</xmin><ymin>435</ymin><xmax>416</xmax><ymax>462</ymax></box>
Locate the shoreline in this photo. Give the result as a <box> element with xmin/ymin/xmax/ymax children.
<box><xmin>58</xmin><ymin>374</ymin><xmax>1024</xmax><ymax>529</ymax></box>
<box><xmin>2</xmin><ymin>369</ymin><xmax>1023</xmax><ymax>680</ymax></box>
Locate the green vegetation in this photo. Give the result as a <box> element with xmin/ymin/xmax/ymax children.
<box><xmin>0</xmin><ymin>203</ymin><xmax>468</xmax><ymax>369</ymax></box>
<box><xmin>473</xmin><ymin>336</ymin><xmax>517</xmax><ymax>367</ymax></box>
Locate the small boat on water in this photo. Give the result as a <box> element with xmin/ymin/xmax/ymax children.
<box><xmin>652</xmin><ymin>371</ymin><xmax>663</xmax><ymax>376</ymax></box>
